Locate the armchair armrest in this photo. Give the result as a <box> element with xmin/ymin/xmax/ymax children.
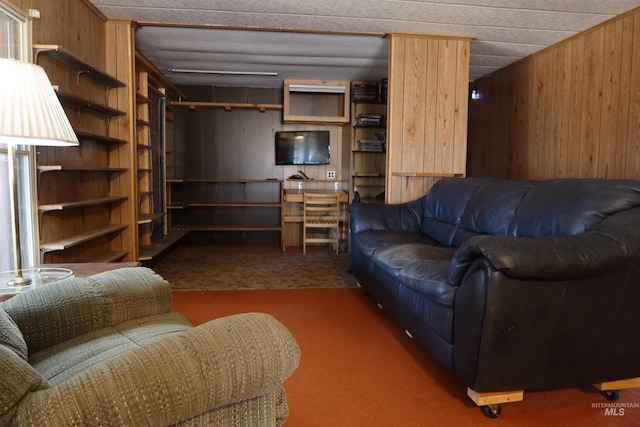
<box><xmin>449</xmin><ymin>233</ymin><xmax>631</xmax><ymax>285</ymax></box>
<box><xmin>14</xmin><ymin>313</ymin><xmax>301</xmax><ymax>427</ymax></box>
<box><xmin>348</xmin><ymin>198</ymin><xmax>424</xmax><ymax>234</ymax></box>
<box><xmin>3</xmin><ymin>267</ymin><xmax>171</xmax><ymax>353</ymax></box>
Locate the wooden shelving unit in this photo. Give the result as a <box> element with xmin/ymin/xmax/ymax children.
<box><xmin>167</xmin><ymin>179</ymin><xmax>284</xmax><ymax>248</ymax></box>
<box><xmin>135</xmin><ymin>70</ymin><xmax>166</xmax><ymax>260</ymax></box>
<box><xmin>34</xmin><ymin>44</ymin><xmax>132</xmax><ymax>264</ymax></box>
<box><xmin>350</xmin><ymin>81</ymin><xmax>387</xmax><ymax>204</ymax></box>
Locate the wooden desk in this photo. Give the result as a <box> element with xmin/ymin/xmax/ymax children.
<box><xmin>283</xmin><ymin>189</ymin><xmax>349</xmax><ymax>222</ymax></box>
<box><xmin>283</xmin><ymin>189</ymin><xmax>349</xmax><ymax>203</ymax></box>
<box><xmin>282</xmin><ymin>190</ymin><xmax>349</xmax><ymax>250</ymax></box>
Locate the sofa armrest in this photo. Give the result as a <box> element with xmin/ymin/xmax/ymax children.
<box><xmin>449</xmin><ymin>233</ymin><xmax>632</xmax><ymax>285</ymax></box>
<box><xmin>348</xmin><ymin>198</ymin><xmax>424</xmax><ymax>234</ymax></box>
<box><xmin>3</xmin><ymin>267</ymin><xmax>171</xmax><ymax>353</ymax></box>
<box><xmin>14</xmin><ymin>313</ymin><xmax>301</xmax><ymax>426</ymax></box>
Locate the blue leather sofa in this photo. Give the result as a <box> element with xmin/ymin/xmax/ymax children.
<box><xmin>348</xmin><ymin>177</ymin><xmax>640</xmax><ymax>417</ymax></box>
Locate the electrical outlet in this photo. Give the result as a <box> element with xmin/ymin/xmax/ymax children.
<box><xmin>327</xmin><ymin>170</ymin><xmax>336</xmax><ymax>179</ymax></box>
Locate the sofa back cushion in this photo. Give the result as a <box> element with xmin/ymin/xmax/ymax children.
<box><xmin>420</xmin><ymin>177</ymin><xmax>493</xmax><ymax>246</ymax></box>
<box><xmin>507</xmin><ymin>179</ymin><xmax>640</xmax><ymax>237</ymax></box>
<box><xmin>420</xmin><ymin>177</ymin><xmax>640</xmax><ymax>245</ymax></box>
<box><xmin>454</xmin><ymin>179</ymin><xmax>534</xmax><ymax>245</ymax></box>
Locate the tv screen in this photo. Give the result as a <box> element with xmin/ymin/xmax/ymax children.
<box><xmin>275</xmin><ymin>130</ymin><xmax>330</xmax><ymax>165</ymax></box>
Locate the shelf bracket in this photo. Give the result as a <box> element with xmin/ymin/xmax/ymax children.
<box><xmin>39</xmin><ymin>248</ymin><xmax>54</xmax><ymax>264</ymax></box>
<box><xmin>75</xmin><ymin>70</ymin><xmax>89</xmax><ymax>88</ymax></box>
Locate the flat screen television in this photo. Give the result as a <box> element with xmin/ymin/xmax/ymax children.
<box><xmin>275</xmin><ymin>130</ymin><xmax>330</xmax><ymax>165</ymax></box>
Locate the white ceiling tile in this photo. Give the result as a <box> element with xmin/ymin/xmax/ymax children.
<box><xmin>88</xmin><ymin>1</ymin><xmax>640</xmax><ymax>87</ymax></box>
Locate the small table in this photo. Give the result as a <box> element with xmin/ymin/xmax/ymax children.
<box><xmin>41</xmin><ymin>262</ymin><xmax>140</xmax><ymax>278</ymax></box>
<box><xmin>0</xmin><ymin>263</ymin><xmax>140</xmax><ymax>301</ymax></box>
<box><xmin>0</xmin><ymin>267</ymin><xmax>73</xmax><ymax>300</ymax></box>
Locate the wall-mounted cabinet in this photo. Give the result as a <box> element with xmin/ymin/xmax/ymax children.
<box><xmin>283</xmin><ymin>79</ymin><xmax>350</xmax><ymax>123</ymax></box>
<box><xmin>33</xmin><ymin>44</ymin><xmax>132</xmax><ymax>263</ymax></box>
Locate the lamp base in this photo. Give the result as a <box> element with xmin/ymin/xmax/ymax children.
<box><xmin>1</xmin><ymin>267</ymin><xmax>73</xmax><ymax>297</ymax></box>
<box><xmin>7</xmin><ymin>275</ymin><xmax>32</xmax><ymax>286</ymax></box>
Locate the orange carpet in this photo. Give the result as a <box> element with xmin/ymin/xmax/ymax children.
<box><xmin>171</xmin><ymin>288</ymin><xmax>640</xmax><ymax>426</ymax></box>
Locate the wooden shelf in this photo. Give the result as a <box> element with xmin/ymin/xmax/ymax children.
<box><xmin>138</xmin><ymin>213</ymin><xmax>165</xmax><ymax>224</ymax></box>
<box><xmin>40</xmin><ymin>224</ymin><xmax>127</xmax><ymax>252</ymax></box>
<box><xmin>391</xmin><ymin>172</ymin><xmax>464</xmax><ymax>178</ymax></box>
<box><xmin>91</xmin><ymin>251</ymin><xmax>128</xmax><ymax>263</ymax></box>
<box><xmin>353</xmin><ymin>173</ymin><xmax>385</xmax><ymax>177</ymax></box>
<box><xmin>285</xmin><ymin>179</ymin><xmax>344</xmax><ymax>183</ymax></box>
<box><xmin>138</xmin><ymin>229</ymin><xmax>190</xmax><ymax>261</ymax></box>
<box><xmin>34</xmin><ymin>44</ymin><xmax>125</xmax><ymax>89</ymax></box>
<box><xmin>136</xmin><ymin>92</ymin><xmax>151</xmax><ymax>103</ymax></box>
<box><xmin>169</xmin><ymin>178</ymin><xmax>283</xmax><ymax>184</ymax></box>
<box><xmin>39</xmin><ymin>196</ymin><xmax>128</xmax><ymax>213</ymax></box>
<box><xmin>54</xmin><ymin>86</ymin><xmax>126</xmax><ymax>117</ymax></box>
<box><xmin>75</xmin><ymin>131</ymin><xmax>127</xmax><ymax>147</ymax></box>
<box><xmin>170</xmin><ymin>101</ymin><xmax>283</xmax><ymax>112</ymax></box>
<box><xmin>38</xmin><ymin>165</ymin><xmax>127</xmax><ymax>173</ymax></box>
<box><xmin>182</xmin><ymin>203</ymin><xmax>282</xmax><ymax>208</ymax></box>
<box><xmin>176</xmin><ymin>226</ymin><xmax>282</xmax><ymax>232</ymax></box>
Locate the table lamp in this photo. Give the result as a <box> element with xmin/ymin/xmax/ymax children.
<box><xmin>0</xmin><ymin>58</ymin><xmax>79</xmax><ymax>286</ymax></box>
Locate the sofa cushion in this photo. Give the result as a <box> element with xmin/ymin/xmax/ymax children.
<box><xmin>372</xmin><ymin>243</ymin><xmax>457</xmax><ymax>342</ymax></box>
<box><xmin>373</xmin><ymin>244</ymin><xmax>457</xmax><ymax>306</ymax></box>
<box><xmin>352</xmin><ymin>230</ymin><xmax>441</xmax><ymax>257</ymax></box>
<box><xmin>30</xmin><ymin>312</ymin><xmax>192</xmax><ymax>385</ymax></box>
<box><xmin>508</xmin><ymin>179</ymin><xmax>640</xmax><ymax>237</ymax></box>
<box><xmin>0</xmin><ymin>306</ymin><xmax>28</xmax><ymax>361</ymax></box>
<box><xmin>420</xmin><ymin>177</ymin><xmax>493</xmax><ymax>246</ymax></box>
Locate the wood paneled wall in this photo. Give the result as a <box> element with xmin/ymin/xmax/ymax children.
<box><xmin>105</xmin><ymin>20</ymin><xmax>138</xmax><ymax>260</ymax></box>
<box><xmin>468</xmin><ymin>8</ymin><xmax>640</xmax><ymax>180</ymax></box>
<box><xmin>387</xmin><ymin>34</ymin><xmax>470</xmax><ymax>204</ymax></box>
<box><xmin>174</xmin><ymin>86</ymin><xmax>347</xmax><ymax>187</ymax></box>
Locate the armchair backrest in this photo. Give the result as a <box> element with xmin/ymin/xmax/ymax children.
<box><xmin>0</xmin><ymin>307</ymin><xmax>49</xmax><ymax>425</ymax></box>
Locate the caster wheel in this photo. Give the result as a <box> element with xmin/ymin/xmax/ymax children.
<box><xmin>482</xmin><ymin>404</ymin><xmax>502</xmax><ymax>418</ymax></box>
<box><xmin>602</xmin><ymin>390</ymin><xmax>620</xmax><ymax>402</ymax></box>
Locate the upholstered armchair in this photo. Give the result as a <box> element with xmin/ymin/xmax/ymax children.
<box><xmin>0</xmin><ymin>267</ymin><xmax>301</xmax><ymax>426</ymax></box>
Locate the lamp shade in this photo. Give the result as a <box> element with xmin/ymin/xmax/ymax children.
<box><xmin>0</xmin><ymin>58</ymin><xmax>78</xmax><ymax>147</ymax></box>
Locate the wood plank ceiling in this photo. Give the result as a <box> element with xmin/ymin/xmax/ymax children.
<box><xmin>88</xmin><ymin>1</ymin><xmax>640</xmax><ymax>88</ymax></box>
